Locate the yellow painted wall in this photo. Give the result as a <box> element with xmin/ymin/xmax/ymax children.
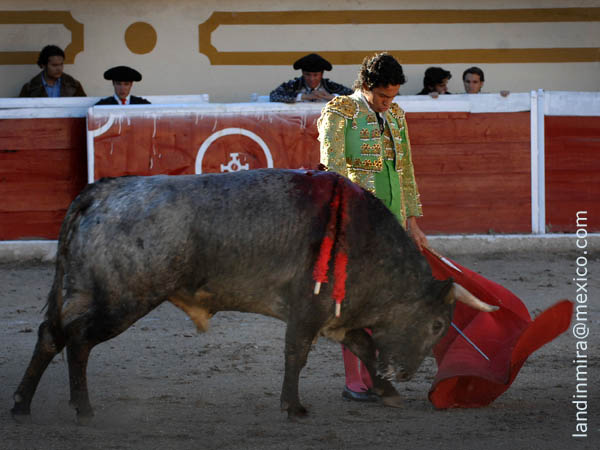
<box><xmin>1</xmin><ymin>0</ymin><xmax>599</xmax><ymax>102</ymax></box>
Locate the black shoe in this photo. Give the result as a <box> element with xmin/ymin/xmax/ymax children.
<box><xmin>342</xmin><ymin>386</ymin><xmax>379</xmax><ymax>402</ymax></box>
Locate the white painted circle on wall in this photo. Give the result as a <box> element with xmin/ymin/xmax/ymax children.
<box><xmin>195</xmin><ymin>127</ymin><xmax>274</xmax><ymax>174</ymax></box>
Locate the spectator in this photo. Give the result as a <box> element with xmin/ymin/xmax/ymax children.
<box><xmin>270</xmin><ymin>53</ymin><xmax>352</xmax><ymax>103</ymax></box>
<box><xmin>95</xmin><ymin>66</ymin><xmax>150</xmax><ymax>105</ymax></box>
<box><xmin>463</xmin><ymin>66</ymin><xmax>510</xmax><ymax>97</ymax></box>
<box><xmin>19</xmin><ymin>45</ymin><xmax>86</xmax><ymax>97</ymax></box>
<box><xmin>417</xmin><ymin>67</ymin><xmax>452</xmax><ymax>97</ymax></box>
<box><xmin>462</xmin><ymin>66</ymin><xmax>485</xmax><ymax>94</ymax></box>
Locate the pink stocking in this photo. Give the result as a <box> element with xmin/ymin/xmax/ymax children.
<box><xmin>342</xmin><ymin>345</ymin><xmax>373</xmax><ymax>391</ymax></box>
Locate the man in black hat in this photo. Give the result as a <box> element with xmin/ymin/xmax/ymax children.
<box><xmin>269</xmin><ymin>53</ymin><xmax>352</xmax><ymax>103</ymax></box>
<box><xmin>95</xmin><ymin>66</ymin><xmax>151</xmax><ymax>105</ymax></box>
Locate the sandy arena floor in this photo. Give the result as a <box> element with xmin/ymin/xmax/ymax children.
<box><xmin>1</xmin><ymin>249</ymin><xmax>598</xmax><ymax>449</ymax></box>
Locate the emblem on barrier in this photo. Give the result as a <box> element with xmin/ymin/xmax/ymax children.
<box><xmin>220</xmin><ymin>153</ymin><xmax>249</xmax><ymax>172</ymax></box>
<box><xmin>195</xmin><ymin>128</ymin><xmax>274</xmax><ymax>174</ymax></box>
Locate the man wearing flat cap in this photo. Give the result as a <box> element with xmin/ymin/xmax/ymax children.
<box><xmin>95</xmin><ymin>66</ymin><xmax>151</xmax><ymax>105</ymax></box>
<box><xmin>269</xmin><ymin>53</ymin><xmax>352</xmax><ymax>103</ymax></box>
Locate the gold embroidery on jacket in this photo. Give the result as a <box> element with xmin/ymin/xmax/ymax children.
<box><xmin>388</xmin><ymin>103</ymin><xmax>406</xmax><ymax>121</ymax></box>
<box><xmin>347</xmin><ymin>170</ymin><xmax>376</xmax><ymax>193</ymax></box>
<box><xmin>345</xmin><ymin>157</ymin><xmax>383</xmax><ymax>172</ymax></box>
<box><xmin>319</xmin><ymin>97</ymin><xmax>422</xmax><ymax>220</ymax></box>
<box><xmin>323</xmin><ymin>96</ymin><xmax>358</xmax><ymax>120</ymax></box>
<box><xmin>360</xmin><ymin>142</ymin><xmax>381</xmax><ymax>155</ymax></box>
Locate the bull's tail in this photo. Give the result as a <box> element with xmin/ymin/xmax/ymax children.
<box><xmin>45</xmin><ymin>183</ymin><xmax>97</xmax><ymax>343</ymax></box>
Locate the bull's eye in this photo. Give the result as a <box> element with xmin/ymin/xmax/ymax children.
<box><xmin>431</xmin><ymin>319</ymin><xmax>445</xmax><ymax>335</ymax></box>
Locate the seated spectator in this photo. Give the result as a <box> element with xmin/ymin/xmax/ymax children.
<box><xmin>270</xmin><ymin>53</ymin><xmax>352</xmax><ymax>103</ymax></box>
<box><xmin>19</xmin><ymin>45</ymin><xmax>86</xmax><ymax>97</ymax></box>
<box><xmin>417</xmin><ymin>67</ymin><xmax>452</xmax><ymax>97</ymax></box>
<box><xmin>96</xmin><ymin>66</ymin><xmax>151</xmax><ymax>105</ymax></box>
<box><xmin>462</xmin><ymin>66</ymin><xmax>510</xmax><ymax>97</ymax></box>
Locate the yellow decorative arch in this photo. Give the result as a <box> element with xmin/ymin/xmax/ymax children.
<box><xmin>199</xmin><ymin>8</ymin><xmax>600</xmax><ymax>65</ymax></box>
<box><xmin>0</xmin><ymin>11</ymin><xmax>84</xmax><ymax>65</ymax></box>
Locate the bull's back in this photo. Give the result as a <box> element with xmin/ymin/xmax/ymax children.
<box><xmin>64</xmin><ymin>170</ymin><xmax>339</xmax><ymax>303</ymax></box>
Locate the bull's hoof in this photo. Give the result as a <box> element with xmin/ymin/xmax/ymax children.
<box><xmin>10</xmin><ymin>407</ymin><xmax>32</xmax><ymax>424</ymax></box>
<box><xmin>381</xmin><ymin>394</ymin><xmax>403</xmax><ymax>408</ymax></box>
<box><xmin>70</xmin><ymin>401</ymin><xmax>94</xmax><ymax>425</ymax></box>
<box><xmin>281</xmin><ymin>398</ymin><xmax>308</xmax><ymax>420</ymax></box>
<box><xmin>76</xmin><ymin>413</ymin><xmax>94</xmax><ymax>426</ymax></box>
<box><xmin>286</xmin><ymin>405</ymin><xmax>308</xmax><ymax>420</ymax></box>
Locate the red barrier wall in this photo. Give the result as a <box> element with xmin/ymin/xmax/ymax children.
<box><xmin>89</xmin><ymin>110</ymin><xmax>320</xmax><ymax>178</ymax></box>
<box><xmin>88</xmin><ymin>109</ymin><xmax>532</xmax><ymax>234</ymax></box>
<box><xmin>545</xmin><ymin>116</ymin><xmax>600</xmax><ymax>232</ymax></box>
<box><xmin>0</xmin><ymin>107</ymin><xmax>597</xmax><ymax>240</ymax></box>
<box><xmin>0</xmin><ymin>118</ymin><xmax>87</xmax><ymax>239</ymax></box>
<box><xmin>408</xmin><ymin>112</ymin><xmax>531</xmax><ymax>234</ymax></box>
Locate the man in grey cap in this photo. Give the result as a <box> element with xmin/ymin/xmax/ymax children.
<box><xmin>269</xmin><ymin>53</ymin><xmax>352</xmax><ymax>103</ymax></box>
<box><xmin>95</xmin><ymin>66</ymin><xmax>151</xmax><ymax>105</ymax></box>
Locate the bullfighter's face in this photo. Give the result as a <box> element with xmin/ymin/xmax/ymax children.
<box><xmin>362</xmin><ymin>84</ymin><xmax>401</xmax><ymax>113</ymax></box>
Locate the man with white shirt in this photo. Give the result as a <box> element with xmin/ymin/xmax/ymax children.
<box><xmin>269</xmin><ymin>53</ymin><xmax>352</xmax><ymax>103</ymax></box>
<box><xmin>95</xmin><ymin>66</ymin><xmax>150</xmax><ymax>105</ymax></box>
<box><xmin>318</xmin><ymin>52</ymin><xmax>427</xmax><ymax>404</ymax></box>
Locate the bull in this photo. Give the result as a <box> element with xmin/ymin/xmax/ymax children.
<box><xmin>11</xmin><ymin>169</ymin><xmax>495</xmax><ymax>422</ymax></box>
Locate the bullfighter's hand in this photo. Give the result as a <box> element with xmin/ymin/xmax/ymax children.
<box><xmin>407</xmin><ymin>217</ymin><xmax>428</xmax><ymax>251</ymax></box>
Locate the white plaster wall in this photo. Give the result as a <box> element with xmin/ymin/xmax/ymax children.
<box><xmin>1</xmin><ymin>0</ymin><xmax>598</xmax><ymax>102</ymax></box>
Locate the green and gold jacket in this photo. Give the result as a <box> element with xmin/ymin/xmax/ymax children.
<box><xmin>317</xmin><ymin>91</ymin><xmax>422</xmax><ymax>226</ymax></box>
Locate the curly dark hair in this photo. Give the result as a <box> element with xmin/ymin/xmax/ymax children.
<box><xmin>421</xmin><ymin>67</ymin><xmax>452</xmax><ymax>92</ymax></box>
<box><xmin>37</xmin><ymin>45</ymin><xmax>65</xmax><ymax>67</ymax></box>
<box><xmin>353</xmin><ymin>53</ymin><xmax>406</xmax><ymax>91</ymax></box>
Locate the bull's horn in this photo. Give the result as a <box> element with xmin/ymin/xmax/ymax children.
<box><xmin>449</xmin><ymin>283</ymin><xmax>499</xmax><ymax>312</ymax></box>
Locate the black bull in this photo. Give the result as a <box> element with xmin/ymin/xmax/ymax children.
<box><xmin>11</xmin><ymin>169</ymin><xmax>495</xmax><ymax>422</ymax></box>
